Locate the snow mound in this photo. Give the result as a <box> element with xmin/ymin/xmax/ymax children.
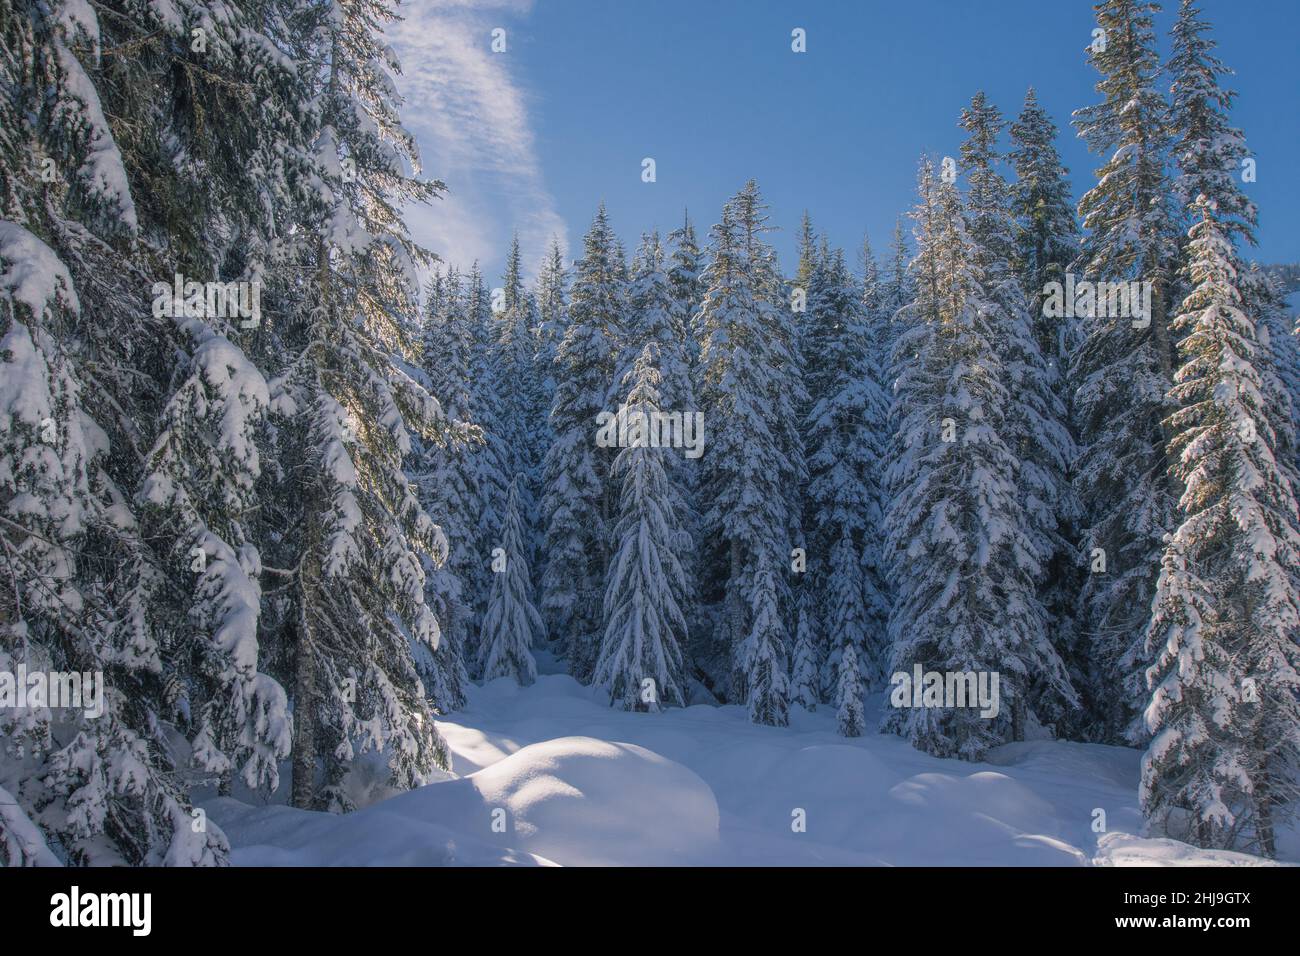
<box><xmin>209</xmin><ymin>735</ymin><xmax>720</xmax><ymax>867</ymax></box>
<box><xmin>1093</xmin><ymin>832</ymin><xmax>1291</xmax><ymax>867</ymax></box>
<box><xmin>206</xmin><ymin>796</ymin><xmax>551</xmax><ymax>867</ymax></box>
<box><xmin>882</xmin><ymin>771</ymin><xmax>1088</xmax><ymax>865</ymax></box>
<box><xmin>457</xmin><ymin>736</ymin><xmax>721</xmax><ymax>866</ymax></box>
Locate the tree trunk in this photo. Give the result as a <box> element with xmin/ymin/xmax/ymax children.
<box><xmin>290</xmin><ymin>607</ymin><xmax>316</xmax><ymax>810</ymax></box>
<box><xmin>1255</xmin><ymin>749</ymin><xmax>1275</xmax><ymax>859</ymax></box>
<box><xmin>725</xmin><ymin>539</ymin><xmax>745</xmax><ymax>701</ymax></box>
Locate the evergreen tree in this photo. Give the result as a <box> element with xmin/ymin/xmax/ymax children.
<box><xmin>628</xmin><ymin>232</ymin><xmax>695</xmax><ymax>417</ymax></box>
<box><xmin>535</xmin><ymin>236</ymin><xmax>569</xmax><ymax>379</ymax></box>
<box><xmin>532</xmin><ymin>236</ymin><xmax>568</xmax><ymax>470</ymax></box>
<box><xmin>1070</xmin><ymin>0</ymin><xmax>1182</xmax><ymax>742</ymax></box>
<box><xmin>741</xmin><ymin>556</ymin><xmax>790</xmax><ymax>727</ymax></box>
<box><xmin>0</xmin><ymin>0</ymin><xmax>310</xmax><ymax>863</ymax></box>
<box><xmin>627</xmin><ymin>232</ymin><xmax>698</xmax><ymax>624</ymax></box>
<box><xmin>497</xmin><ymin>235</ymin><xmax>547</xmax><ymax>486</ymax></box>
<box><xmin>1243</xmin><ymin>266</ymin><xmax>1300</xmax><ymax>492</ymax></box>
<box><xmin>836</xmin><ymin>644</ymin><xmax>866</xmax><ymax>738</ymax></box>
<box><xmin>539</xmin><ymin>205</ymin><xmax>626</xmax><ymax>680</ymax></box>
<box><xmin>1138</xmin><ymin>196</ymin><xmax>1300</xmax><ymax>857</ymax></box>
<box><xmin>667</xmin><ymin>211</ymin><xmax>705</xmax><ymax>355</ymax></box>
<box><xmin>478</xmin><ymin>477</ymin><xmax>542</xmax><ymax>685</ymax></box>
<box><xmin>266</xmin><ymin>0</ymin><xmax>453</xmax><ymax>811</ymax></box>
<box><xmin>408</xmin><ymin>274</ymin><xmax>477</xmax><ymax>712</ymax></box>
<box><xmin>696</xmin><ymin>182</ymin><xmax>803</xmax><ymax>709</ymax></box>
<box><xmin>790</xmin><ymin>591</ymin><xmax>820</xmax><ymax>712</ymax></box>
<box><xmin>594</xmin><ymin>346</ymin><xmax>690</xmax><ymax>711</ymax></box>
<box><xmin>961</xmin><ymin>92</ymin><xmax>1077</xmax><ymax>733</ymax></box>
<box><xmin>803</xmin><ymin>245</ymin><xmax>890</xmax><ymax>695</ymax></box>
<box><xmin>880</xmin><ymin>217</ymin><xmax>914</xmax><ymax>360</ymax></box>
<box><xmin>464</xmin><ymin>262</ymin><xmax>512</xmax><ymax>579</ymax></box>
<box><xmin>1167</xmin><ymin>0</ymin><xmax>1257</xmax><ymax>242</ymax></box>
<box><xmin>1009</xmin><ymin>86</ymin><xmax>1082</xmax><ymax>376</ymax></box>
<box><xmin>882</xmin><ymin>159</ymin><xmax>1072</xmax><ymax>759</ymax></box>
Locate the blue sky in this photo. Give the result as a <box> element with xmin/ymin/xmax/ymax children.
<box><xmin>388</xmin><ymin>0</ymin><xmax>1299</xmax><ymax>286</ymax></box>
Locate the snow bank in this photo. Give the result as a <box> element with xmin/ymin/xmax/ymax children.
<box><xmin>432</xmin><ymin>736</ymin><xmax>719</xmax><ymax>866</ymax></box>
<box><xmin>209</xmin><ymin>735</ymin><xmax>719</xmax><ymax>866</ymax></box>
<box><xmin>1094</xmin><ymin>832</ymin><xmax>1286</xmax><ymax>867</ymax></box>
<box><xmin>209</xmin><ymin>669</ymin><xmax>1294</xmax><ymax>866</ymax></box>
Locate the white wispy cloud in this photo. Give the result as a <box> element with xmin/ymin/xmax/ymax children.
<box><xmin>387</xmin><ymin>0</ymin><xmax>568</xmax><ymax>282</ymax></box>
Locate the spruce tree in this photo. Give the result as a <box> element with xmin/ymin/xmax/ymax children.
<box><xmin>1138</xmin><ymin>196</ymin><xmax>1300</xmax><ymax>857</ymax></box>
<box><xmin>497</xmin><ymin>235</ymin><xmax>547</xmax><ymax>486</ymax></box>
<box><xmin>1168</xmin><ymin>0</ymin><xmax>1257</xmax><ymax>243</ymax></box>
<box><xmin>539</xmin><ymin>205</ymin><xmax>626</xmax><ymax>680</ymax></box>
<box><xmin>1070</xmin><ymin>0</ymin><xmax>1182</xmax><ymax>741</ymax></box>
<box><xmin>696</xmin><ymin>182</ymin><xmax>802</xmax><ymax>711</ymax></box>
<box><xmin>742</xmin><ymin>556</ymin><xmax>790</xmax><ymax>727</ymax></box>
<box><xmin>882</xmin><ymin>159</ymin><xmax>1072</xmax><ymax>759</ymax></box>
<box><xmin>0</xmin><ymin>0</ymin><xmax>311</xmax><ymax>863</ymax></box>
<box><xmin>961</xmin><ymin>92</ymin><xmax>1077</xmax><ymax>734</ymax></box>
<box><xmin>266</xmin><ymin>0</ymin><xmax>453</xmax><ymax>811</ymax></box>
<box><xmin>790</xmin><ymin>591</ymin><xmax>820</xmax><ymax>712</ymax></box>
<box><xmin>1009</xmin><ymin>86</ymin><xmax>1082</xmax><ymax>376</ymax></box>
<box><xmin>478</xmin><ymin>477</ymin><xmax>542</xmax><ymax>686</ymax></box>
<box><xmin>594</xmin><ymin>345</ymin><xmax>690</xmax><ymax>711</ymax></box>
<box><xmin>836</xmin><ymin>644</ymin><xmax>866</xmax><ymax>738</ymax></box>
<box><xmin>803</xmin><ymin>245</ymin><xmax>890</xmax><ymax>696</ymax></box>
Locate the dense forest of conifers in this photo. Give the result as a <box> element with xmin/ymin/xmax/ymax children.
<box><xmin>1</xmin><ymin>0</ymin><xmax>1297</xmax><ymax>866</ymax></box>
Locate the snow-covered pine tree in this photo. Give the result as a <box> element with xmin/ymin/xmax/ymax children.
<box><xmin>0</xmin><ymin>223</ymin><xmax>226</xmax><ymax>865</ymax></box>
<box><xmin>741</xmin><ymin>555</ymin><xmax>790</xmax><ymax>727</ymax></box>
<box><xmin>695</xmin><ymin>182</ymin><xmax>802</xmax><ymax>713</ymax></box>
<box><xmin>836</xmin><ymin>644</ymin><xmax>866</xmax><ymax>738</ymax></box>
<box><xmin>1243</xmin><ymin>266</ymin><xmax>1300</xmax><ymax>493</ymax></box>
<box><xmin>407</xmin><ymin>274</ymin><xmax>479</xmax><ymax>713</ymax></box>
<box><xmin>1138</xmin><ymin>195</ymin><xmax>1300</xmax><ymax>858</ymax></box>
<box><xmin>0</xmin><ymin>0</ymin><xmax>317</xmax><ymax>863</ymax></box>
<box><xmin>264</xmin><ymin>0</ymin><xmax>453</xmax><ymax>811</ymax></box>
<box><xmin>477</xmin><ymin>476</ymin><xmax>542</xmax><ymax>686</ymax></box>
<box><xmin>497</xmin><ymin>235</ymin><xmax>547</xmax><ymax>487</ymax></box>
<box><xmin>803</xmin><ymin>245</ymin><xmax>890</xmax><ymax>701</ymax></box>
<box><xmin>1070</xmin><ymin>0</ymin><xmax>1182</xmax><ymax>742</ymax></box>
<box><xmin>139</xmin><ymin>298</ymin><xmax>292</xmax><ymax>797</ymax></box>
<box><xmin>539</xmin><ymin>204</ymin><xmax>626</xmax><ymax>680</ymax></box>
<box><xmin>667</xmin><ymin>211</ymin><xmax>705</xmax><ymax>360</ymax></box>
<box><xmin>532</xmin><ymin>236</ymin><xmax>567</xmax><ymax>473</ymax></box>
<box><xmin>1168</xmin><ymin>0</ymin><xmax>1257</xmax><ymax>244</ymax></box>
<box><xmin>960</xmin><ymin>92</ymin><xmax>1077</xmax><ymax>735</ymax></box>
<box><xmin>464</xmin><ymin>261</ymin><xmax>513</xmax><ymax>583</ymax></box>
<box><xmin>858</xmin><ymin>232</ymin><xmax>895</xmax><ymax>685</ymax></box>
<box><xmin>795</xmin><ymin>211</ymin><xmax>819</xmax><ymax>309</ymax></box>
<box><xmin>628</xmin><ymin>232</ymin><xmax>696</xmax><ymax>420</ymax></box>
<box><xmin>879</xmin><ymin>217</ymin><xmax>914</xmax><ymax>363</ymax></box>
<box><xmin>882</xmin><ymin>159</ymin><xmax>1072</xmax><ymax>759</ymax></box>
<box><xmin>627</xmin><ymin>232</ymin><xmax>698</xmax><ymax>619</ymax></box>
<box><xmin>1009</xmin><ymin>86</ymin><xmax>1082</xmax><ymax>378</ymax></box>
<box><xmin>790</xmin><ymin>590</ymin><xmax>820</xmax><ymax>712</ymax></box>
<box><xmin>534</xmin><ymin>236</ymin><xmax>569</xmax><ymax>379</ymax></box>
<box><xmin>594</xmin><ymin>345</ymin><xmax>690</xmax><ymax>711</ymax></box>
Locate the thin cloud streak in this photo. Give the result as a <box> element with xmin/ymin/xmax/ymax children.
<box><xmin>388</xmin><ymin>0</ymin><xmax>568</xmax><ymax>284</ymax></box>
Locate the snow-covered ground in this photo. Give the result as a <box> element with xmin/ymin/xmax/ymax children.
<box><xmin>206</xmin><ymin>652</ymin><xmax>1292</xmax><ymax>867</ymax></box>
